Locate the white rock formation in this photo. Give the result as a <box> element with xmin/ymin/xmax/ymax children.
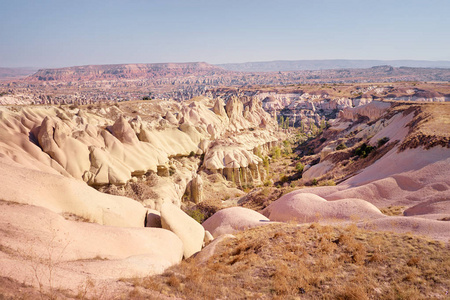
<box><xmin>160</xmin><ymin>202</ymin><xmax>205</xmax><ymax>258</ymax></box>
<box><xmin>202</xmin><ymin>206</ymin><xmax>271</xmax><ymax>237</ymax></box>
<box><xmin>262</xmin><ymin>193</ymin><xmax>383</xmax><ymax>223</ymax></box>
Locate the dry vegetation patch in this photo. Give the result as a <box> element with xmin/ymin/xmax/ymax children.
<box><xmin>397</xmin><ymin>103</ymin><xmax>450</xmax><ymax>151</ymax></box>
<box><xmin>132</xmin><ymin>223</ymin><xmax>450</xmax><ymax>299</ymax></box>
<box><xmin>380</xmin><ymin>206</ymin><xmax>406</xmax><ymax>216</ymax></box>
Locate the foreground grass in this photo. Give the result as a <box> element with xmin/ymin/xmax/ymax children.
<box><xmin>129</xmin><ymin>223</ymin><xmax>449</xmax><ymax>299</ymax></box>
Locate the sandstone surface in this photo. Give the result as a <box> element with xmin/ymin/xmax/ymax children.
<box><xmin>0</xmin><ymin>201</ymin><xmax>183</xmax><ymax>292</ymax></box>
<box><xmin>160</xmin><ymin>202</ymin><xmax>205</xmax><ymax>258</ymax></box>
<box><xmin>202</xmin><ymin>206</ymin><xmax>271</xmax><ymax>237</ymax></box>
<box><xmin>262</xmin><ymin>193</ymin><xmax>383</xmax><ymax>223</ymax></box>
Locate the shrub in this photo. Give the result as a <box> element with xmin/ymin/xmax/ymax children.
<box><xmin>282</xmin><ymin>140</ymin><xmax>292</xmax><ymax>155</ymax></box>
<box><xmin>263</xmin><ymin>156</ymin><xmax>269</xmax><ymax>168</ymax></box>
<box><xmin>271</xmin><ymin>147</ymin><xmax>281</xmax><ymax>160</ymax></box>
<box><xmin>311</xmin><ymin>178</ymin><xmax>318</xmax><ymax>186</ymax></box>
<box><xmin>354</xmin><ymin>143</ymin><xmax>374</xmax><ymax>158</ymax></box>
<box><xmin>336</xmin><ymin>143</ymin><xmax>347</xmax><ymax>150</ymax></box>
<box><xmin>318</xmin><ymin>179</ymin><xmax>336</xmax><ymax>186</ymax></box>
<box><xmin>377</xmin><ymin>136</ymin><xmax>390</xmax><ymax>147</ymax></box>
<box><xmin>186</xmin><ymin>209</ymin><xmax>205</xmax><ymax>224</ymax></box>
<box><xmin>255</xmin><ymin>146</ymin><xmax>263</xmax><ymax>159</ymax></box>
<box><xmin>295</xmin><ymin>162</ymin><xmax>304</xmax><ymax>173</ymax></box>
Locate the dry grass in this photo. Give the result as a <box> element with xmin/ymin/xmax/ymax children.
<box><xmin>380</xmin><ymin>205</ymin><xmax>406</xmax><ymax>216</ymax></box>
<box><xmin>131</xmin><ymin>223</ymin><xmax>450</xmax><ymax>299</ymax></box>
<box><xmin>239</xmin><ymin>187</ymin><xmax>284</xmax><ymax>211</ymax></box>
<box><xmin>397</xmin><ymin>103</ymin><xmax>450</xmax><ymax>151</ymax></box>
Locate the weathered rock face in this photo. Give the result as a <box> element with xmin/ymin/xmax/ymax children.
<box><xmin>203</xmin><ymin>144</ymin><xmax>265</xmax><ymax>187</ymax></box>
<box><xmin>146</xmin><ymin>209</ymin><xmax>162</xmax><ymax>228</ymax></box>
<box><xmin>202</xmin><ymin>206</ymin><xmax>271</xmax><ymax>238</ymax></box>
<box><xmin>188</xmin><ymin>173</ymin><xmax>203</xmax><ymax>204</ymax></box>
<box><xmin>160</xmin><ymin>202</ymin><xmax>205</xmax><ymax>258</ymax></box>
<box><xmin>110</xmin><ymin>115</ymin><xmax>139</xmax><ymax>145</ymax></box>
<box><xmin>338</xmin><ymin>101</ymin><xmax>391</xmax><ymax>121</ymax></box>
<box><xmin>213</xmin><ymin>98</ymin><xmax>227</xmax><ymax>117</ymax></box>
<box><xmin>0</xmin><ymin>201</ymin><xmax>184</xmax><ymax>291</ymax></box>
<box><xmin>262</xmin><ymin>192</ymin><xmax>383</xmax><ymax>223</ymax></box>
<box><xmin>226</xmin><ymin>96</ymin><xmax>243</xmax><ymax>119</ymax></box>
<box><xmin>302</xmin><ymin>160</ymin><xmax>335</xmax><ymax>181</ymax></box>
<box><xmin>0</xmin><ymin>96</ymin><xmax>280</xmax><ymax>213</ymax></box>
<box><xmin>0</xmin><ymin>158</ymin><xmax>147</xmax><ymax>227</ymax></box>
<box><xmin>225</xmin><ymin>96</ymin><xmax>247</xmax><ymax>130</ymax></box>
<box><xmin>29</xmin><ymin>62</ymin><xmax>230</xmax><ymax>82</ymax></box>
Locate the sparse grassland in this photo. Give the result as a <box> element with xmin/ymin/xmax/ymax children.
<box><xmin>132</xmin><ymin>223</ymin><xmax>450</xmax><ymax>299</ymax></box>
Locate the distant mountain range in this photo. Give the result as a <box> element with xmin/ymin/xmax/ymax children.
<box><xmin>216</xmin><ymin>60</ymin><xmax>450</xmax><ymax>72</ymax></box>
<box><xmin>26</xmin><ymin>62</ymin><xmax>229</xmax><ymax>81</ymax></box>
<box><xmin>2</xmin><ymin>60</ymin><xmax>450</xmax><ymax>84</ymax></box>
<box><xmin>0</xmin><ymin>67</ymin><xmax>39</xmax><ymax>80</ymax></box>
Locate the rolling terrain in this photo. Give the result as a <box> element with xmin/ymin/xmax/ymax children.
<box><xmin>0</xmin><ymin>89</ymin><xmax>449</xmax><ymax>298</ymax></box>
<box><xmin>0</xmin><ymin>61</ymin><xmax>449</xmax><ymax>299</ymax></box>
<box><xmin>1</xmin><ymin>62</ymin><xmax>449</xmax><ymax>106</ymax></box>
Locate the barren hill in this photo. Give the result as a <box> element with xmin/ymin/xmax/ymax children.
<box><xmin>217</xmin><ymin>59</ymin><xmax>450</xmax><ymax>72</ymax></box>
<box><xmin>0</xmin><ymin>67</ymin><xmax>38</xmax><ymax>80</ymax></box>
<box><xmin>28</xmin><ymin>62</ymin><xmax>230</xmax><ymax>82</ymax></box>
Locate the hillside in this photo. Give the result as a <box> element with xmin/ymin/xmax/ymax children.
<box><xmin>27</xmin><ymin>62</ymin><xmax>230</xmax><ymax>82</ymax></box>
<box><xmin>217</xmin><ymin>59</ymin><xmax>450</xmax><ymax>72</ymax></box>
<box><xmin>0</xmin><ymin>90</ymin><xmax>449</xmax><ymax>299</ymax></box>
<box><xmin>0</xmin><ymin>67</ymin><xmax>38</xmax><ymax>80</ymax></box>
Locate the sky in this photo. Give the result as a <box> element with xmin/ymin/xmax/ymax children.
<box><xmin>1</xmin><ymin>0</ymin><xmax>450</xmax><ymax>68</ymax></box>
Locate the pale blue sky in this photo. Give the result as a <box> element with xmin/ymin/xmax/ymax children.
<box><xmin>1</xmin><ymin>0</ymin><xmax>449</xmax><ymax>68</ymax></box>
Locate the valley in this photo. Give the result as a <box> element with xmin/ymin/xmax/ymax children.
<box><xmin>0</xmin><ymin>63</ymin><xmax>449</xmax><ymax>299</ymax></box>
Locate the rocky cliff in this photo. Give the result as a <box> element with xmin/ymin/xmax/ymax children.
<box><xmin>0</xmin><ymin>96</ymin><xmax>278</xmax><ymax>211</ymax></box>
<box><xmin>28</xmin><ymin>62</ymin><xmax>230</xmax><ymax>82</ymax></box>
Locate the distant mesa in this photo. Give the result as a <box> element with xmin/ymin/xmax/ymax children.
<box><xmin>216</xmin><ymin>59</ymin><xmax>450</xmax><ymax>72</ymax></box>
<box><xmin>28</xmin><ymin>62</ymin><xmax>230</xmax><ymax>82</ymax></box>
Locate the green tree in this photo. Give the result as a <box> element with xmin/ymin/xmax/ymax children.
<box><xmin>271</xmin><ymin>146</ymin><xmax>281</xmax><ymax>160</ymax></box>
<box><xmin>285</xmin><ymin>117</ymin><xmax>290</xmax><ymax>129</ymax></box>
<box><xmin>279</xmin><ymin>116</ymin><xmax>284</xmax><ymax>128</ymax></box>
<box><xmin>310</xmin><ymin>123</ymin><xmax>318</xmax><ymax>135</ymax></box>
<box><xmin>320</xmin><ymin>119</ymin><xmax>326</xmax><ymax>130</ymax></box>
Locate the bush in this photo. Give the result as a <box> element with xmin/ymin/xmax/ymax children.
<box><xmin>271</xmin><ymin>147</ymin><xmax>281</xmax><ymax>160</ymax></box>
<box><xmin>282</xmin><ymin>140</ymin><xmax>292</xmax><ymax>155</ymax></box>
<box><xmin>354</xmin><ymin>143</ymin><xmax>374</xmax><ymax>158</ymax></box>
<box><xmin>187</xmin><ymin>209</ymin><xmax>205</xmax><ymax>224</ymax></box>
<box><xmin>311</xmin><ymin>178</ymin><xmax>318</xmax><ymax>186</ymax></box>
<box><xmin>295</xmin><ymin>162</ymin><xmax>304</xmax><ymax>173</ymax></box>
<box><xmin>377</xmin><ymin>137</ymin><xmax>390</xmax><ymax>147</ymax></box>
<box><xmin>336</xmin><ymin>143</ymin><xmax>347</xmax><ymax>150</ymax></box>
<box><xmin>255</xmin><ymin>146</ymin><xmax>263</xmax><ymax>159</ymax></box>
<box><xmin>280</xmin><ymin>174</ymin><xmax>289</xmax><ymax>183</ymax></box>
<box><xmin>318</xmin><ymin>179</ymin><xmax>336</xmax><ymax>186</ymax></box>
<box><xmin>263</xmin><ymin>156</ymin><xmax>270</xmax><ymax>168</ymax></box>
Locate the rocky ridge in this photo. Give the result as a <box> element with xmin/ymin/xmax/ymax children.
<box><xmin>0</xmin><ymin>89</ymin><xmax>449</xmax><ymax>298</ymax></box>
<box><xmin>0</xmin><ymin>96</ymin><xmax>278</xmax><ymax>209</ymax></box>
